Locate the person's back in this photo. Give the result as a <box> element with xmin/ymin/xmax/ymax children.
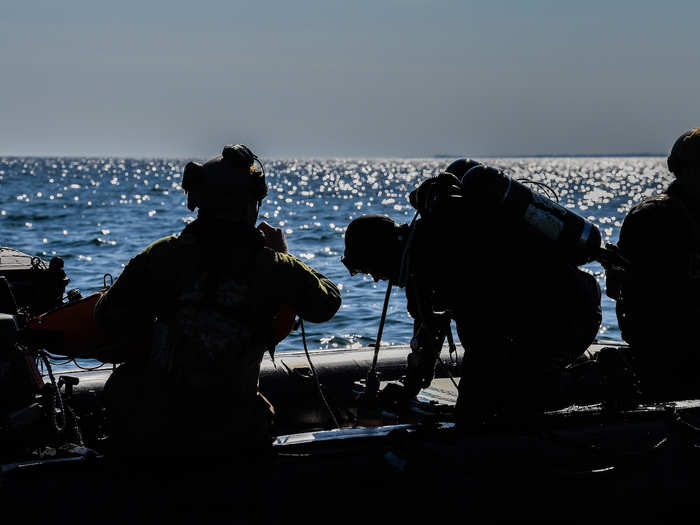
<box><xmin>416</xmin><ymin>187</ymin><xmax>601</xmax><ymax>420</ymax></box>
<box><xmin>96</xmin><ymin>145</ymin><xmax>341</xmax><ymax>458</ymax></box>
<box><xmin>609</xmin><ymin>129</ymin><xmax>700</xmax><ymax>396</ymax></box>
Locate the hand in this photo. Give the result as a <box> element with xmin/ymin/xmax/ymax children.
<box><xmin>257</xmin><ymin>221</ymin><xmax>288</xmax><ymax>253</ymax></box>
<box><xmin>404</xmin><ymin>350</ymin><xmax>437</xmax><ymax>396</ymax></box>
<box><xmin>378</xmin><ymin>382</ymin><xmax>413</xmax><ymax>409</ymax></box>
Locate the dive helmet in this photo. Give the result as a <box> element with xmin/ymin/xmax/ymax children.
<box><xmin>667</xmin><ymin>128</ymin><xmax>700</xmax><ymax>176</ymax></box>
<box><xmin>182</xmin><ymin>144</ymin><xmax>268</xmax><ymax>212</ymax></box>
<box><xmin>342</xmin><ymin>214</ymin><xmax>402</xmax><ymax>277</ymax></box>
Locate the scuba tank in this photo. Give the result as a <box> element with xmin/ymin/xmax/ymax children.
<box><xmin>459</xmin><ymin>165</ymin><xmax>602</xmax><ymax>266</ymax></box>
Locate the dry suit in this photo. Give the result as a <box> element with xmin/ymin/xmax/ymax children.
<box><xmin>607</xmin><ymin>180</ymin><xmax>700</xmax><ymax>397</ymax></box>
<box><xmin>95</xmin><ymin>217</ymin><xmax>341</xmax><ymax>457</ymax></box>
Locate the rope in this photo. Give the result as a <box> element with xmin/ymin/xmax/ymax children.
<box><xmin>300</xmin><ymin>319</ymin><xmax>340</xmax><ymax>429</ymax></box>
<box><xmin>65</xmin><ymin>405</ymin><xmax>84</xmax><ymax>446</ymax></box>
<box><xmin>437</xmin><ymin>357</ymin><xmax>459</xmax><ymax>391</ymax></box>
<box><xmin>40</xmin><ymin>352</ymin><xmax>111</xmax><ymax>372</ymax></box>
<box><xmin>40</xmin><ymin>352</ymin><xmax>66</xmax><ymax>434</ymax></box>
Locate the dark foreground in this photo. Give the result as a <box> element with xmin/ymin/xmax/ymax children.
<box><xmin>4</xmin><ymin>343</ymin><xmax>700</xmax><ymax>523</ymax></box>
<box><xmin>4</xmin><ymin>397</ymin><xmax>700</xmax><ymax>523</ymax></box>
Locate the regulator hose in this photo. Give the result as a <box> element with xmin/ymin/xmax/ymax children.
<box><xmin>300</xmin><ymin>319</ymin><xmax>341</xmax><ymax>429</ymax></box>
<box><xmin>41</xmin><ymin>353</ymin><xmax>66</xmax><ymax>434</ymax></box>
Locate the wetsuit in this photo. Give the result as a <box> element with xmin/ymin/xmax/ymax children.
<box><xmin>609</xmin><ymin>180</ymin><xmax>700</xmax><ymax>397</ymax></box>
<box><xmin>95</xmin><ymin>217</ymin><xmax>341</xmax><ymax>456</ymax></box>
<box><xmin>404</xmin><ymin>203</ymin><xmax>601</xmax><ymax>424</ymax></box>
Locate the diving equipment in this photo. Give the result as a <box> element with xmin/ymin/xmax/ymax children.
<box><xmin>459</xmin><ymin>165</ymin><xmax>603</xmax><ymax>266</ymax></box>
<box><xmin>444</xmin><ymin>157</ymin><xmax>482</xmax><ymax>179</ymax></box>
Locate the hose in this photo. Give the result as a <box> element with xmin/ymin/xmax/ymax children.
<box><xmin>41</xmin><ymin>353</ymin><xmax>66</xmax><ymax>434</ymax></box>
<box><xmin>300</xmin><ymin>319</ymin><xmax>340</xmax><ymax>429</ymax></box>
<box><xmin>365</xmin><ymin>281</ymin><xmax>393</xmax><ymax>398</ymax></box>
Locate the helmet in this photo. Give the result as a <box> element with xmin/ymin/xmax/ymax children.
<box><xmin>342</xmin><ymin>214</ymin><xmax>401</xmax><ymax>277</ymax></box>
<box><xmin>182</xmin><ymin>144</ymin><xmax>268</xmax><ymax>212</ymax></box>
<box><xmin>667</xmin><ymin>128</ymin><xmax>700</xmax><ymax>176</ymax></box>
<box><xmin>444</xmin><ymin>158</ymin><xmax>482</xmax><ymax>179</ymax></box>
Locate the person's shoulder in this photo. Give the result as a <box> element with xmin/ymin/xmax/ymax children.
<box><xmin>619</xmin><ymin>190</ymin><xmax>690</xmax><ymax>249</ymax></box>
<box><xmin>137</xmin><ymin>232</ymin><xmax>198</xmax><ymax>265</ymax></box>
<box><xmin>629</xmin><ymin>192</ymin><xmax>672</xmax><ymax>214</ymax></box>
<box><xmin>258</xmin><ymin>250</ymin><xmax>323</xmax><ymax>276</ymax></box>
<box><xmin>623</xmin><ymin>193</ymin><xmax>677</xmax><ymax>227</ymax></box>
<box><xmin>261</xmin><ymin>249</ymin><xmax>304</xmax><ymax>268</ymax></box>
<box><xmin>142</xmin><ymin>232</ymin><xmax>184</xmax><ymax>253</ymax></box>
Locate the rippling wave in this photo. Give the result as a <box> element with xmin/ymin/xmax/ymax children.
<box><xmin>0</xmin><ymin>156</ymin><xmax>670</xmax><ymax>358</ymax></box>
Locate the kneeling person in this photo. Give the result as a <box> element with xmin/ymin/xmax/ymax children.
<box><xmin>96</xmin><ymin>144</ymin><xmax>342</xmax><ymax>457</ymax></box>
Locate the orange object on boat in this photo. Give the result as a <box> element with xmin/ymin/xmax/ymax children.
<box><xmin>26</xmin><ymin>291</ymin><xmax>109</xmax><ymax>357</ymax></box>
<box><xmin>26</xmin><ymin>291</ymin><xmax>148</xmax><ymax>362</ymax></box>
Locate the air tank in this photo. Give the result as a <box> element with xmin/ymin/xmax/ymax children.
<box><xmin>460</xmin><ymin>165</ymin><xmax>602</xmax><ymax>266</ymax></box>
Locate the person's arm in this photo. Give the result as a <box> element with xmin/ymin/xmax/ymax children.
<box><xmin>257</xmin><ymin>221</ymin><xmax>341</xmax><ymax>323</ymax></box>
<box><xmin>272</xmin><ymin>252</ymin><xmax>341</xmax><ymax>323</ymax></box>
<box><xmin>618</xmin><ymin>202</ymin><xmax>688</xmax><ymax>295</ymax></box>
<box><xmin>94</xmin><ymin>249</ymin><xmax>159</xmax><ymax>340</ymax></box>
<box><xmin>403</xmin><ymin>272</ymin><xmax>447</xmax><ymax>396</ymax></box>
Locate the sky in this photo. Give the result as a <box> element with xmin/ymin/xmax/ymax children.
<box><xmin>2</xmin><ymin>0</ymin><xmax>700</xmax><ymax>158</ymax></box>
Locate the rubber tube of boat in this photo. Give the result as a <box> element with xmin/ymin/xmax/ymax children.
<box><xmin>460</xmin><ymin>165</ymin><xmax>602</xmax><ymax>266</ymax></box>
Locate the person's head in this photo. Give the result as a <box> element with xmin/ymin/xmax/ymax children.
<box><xmin>342</xmin><ymin>215</ymin><xmax>406</xmax><ymax>282</ymax></box>
<box><xmin>181</xmin><ymin>144</ymin><xmax>267</xmax><ymax>225</ymax></box>
<box><xmin>668</xmin><ymin>128</ymin><xmax>700</xmax><ymax>183</ymax></box>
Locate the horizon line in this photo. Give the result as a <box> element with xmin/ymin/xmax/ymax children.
<box><xmin>0</xmin><ymin>152</ymin><xmax>667</xmax><ymax>161</ymax></box>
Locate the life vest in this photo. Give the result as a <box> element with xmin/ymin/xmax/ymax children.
<box><xmin>151</xmin><ymin>268</ymin><xmax>270</xmax><ymax>393</ymax></box>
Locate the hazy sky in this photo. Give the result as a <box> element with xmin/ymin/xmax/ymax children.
<box><xmin>2</xmin><ymin>0</ymin><xmax>699</xmax><ymax>158</ymax></box>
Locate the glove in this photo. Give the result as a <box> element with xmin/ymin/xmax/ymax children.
<box><xmin>404</xmin><ymin>341</ymin><xmax>438</xmax><ymax>397</ymax></box>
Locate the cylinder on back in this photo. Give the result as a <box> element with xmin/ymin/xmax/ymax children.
<box><xmin>460</xmin><ymin>165</ymin><xmax>601</xmax><ymax>266</ymax></box>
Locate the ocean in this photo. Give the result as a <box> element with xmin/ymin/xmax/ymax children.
<box><xmin>0</xmin><ymin>156</ymin><xmax>669</xmax><ymax>366</ymax></box>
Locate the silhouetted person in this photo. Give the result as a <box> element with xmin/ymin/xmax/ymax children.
<box><xmin>607</xmin><ymin>128</ymin><xmax>700</xmax><ymax>398</ymax></box>
<box><xmin>343</xmin><ymin>159</ymin><xmax>601</xmax><ymax>427</ymax></box>
<box><xmin>95</xmin><ymin>144</ymin><xmax>341</xmax><ymax>459</ymax></box>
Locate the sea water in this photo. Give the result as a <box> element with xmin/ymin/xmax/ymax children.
<box><xmin>0</xmin><ymin>156</ymin><xmax>668</xmax><ymax>368</ymax></box>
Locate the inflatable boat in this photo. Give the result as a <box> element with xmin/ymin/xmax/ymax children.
<box><xmin>2</xmin><ymin>247</ymin><xmax>700</xmax><ymax>523</ymax></box>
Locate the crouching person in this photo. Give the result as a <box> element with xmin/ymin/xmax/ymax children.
<box><xmin>342</xmin><ymin>159</ymin><xmax>601</xmax><ymax>427</ymax></box>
